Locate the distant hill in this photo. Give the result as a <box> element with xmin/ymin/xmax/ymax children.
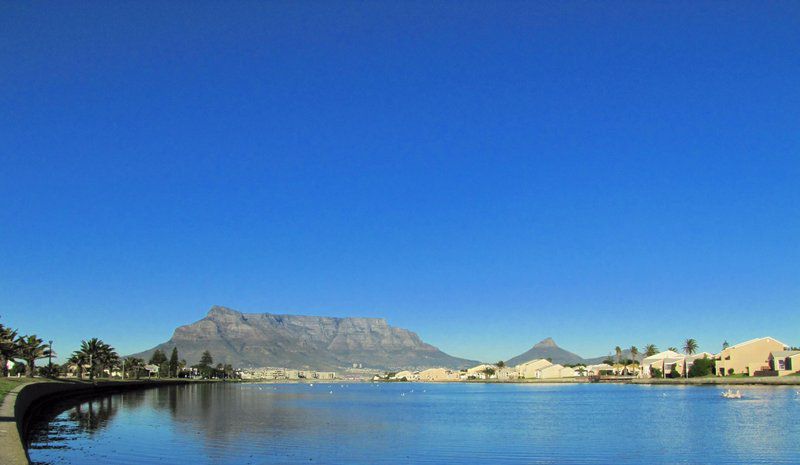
<box><xmin>130</xmin><ymin>306</ymin><xmax>478</xmax><ymax>371</ymax></box>
<box><xmin>505</xmin><ymin>338</ymin><xmax>585</xmax><ymax>366</ymax></box>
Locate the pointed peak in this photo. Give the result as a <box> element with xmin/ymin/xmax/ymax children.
<box><xmin>533</xmin><ymin>337</ymin><xmax>558</xmax><ymax>348</ymax></box>
<box><xmin>207</xmin><ymin>306</ymin><xmax>241</xmax><ymax>317</ymax></box>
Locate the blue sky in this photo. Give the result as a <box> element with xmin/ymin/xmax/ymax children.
<box><xmin>1</xmin><ymin>2</ymin><xmax>799</xmax><ymax>363</ymax></box>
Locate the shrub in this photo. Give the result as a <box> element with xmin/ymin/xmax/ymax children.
<box><xmin>688</xmin><ymin>357</ymin><xmax>715</xmax><ymax>378</ymax></box>
<box><xmin>668</xmin><ymin>366</ymin><xmax>681</xmax><ymax>379</ymax></box>
<box><xmin>651</xmin><ymin>368</ymin><xmax>663</xmax><ymax>378</ymax></box>
<box><xmin>727</xmin><ymin>368</ymin><xmax>735</xmax><ymax>376</ymax></box>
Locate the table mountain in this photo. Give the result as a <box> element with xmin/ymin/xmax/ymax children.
<box><xmin>505</xmin><ymin>337</ymin><xmax>585</xmax><ymax>366</ymax></box>
<box><xmin>131</xmin><ymin>306</ymin><xmax>477</xmax><ymax>371</ymax></box>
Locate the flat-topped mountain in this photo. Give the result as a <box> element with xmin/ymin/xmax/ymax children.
<box><xmin>505</xmin><ymin>337</ymin><xmax>585</xmax><ymax>366</ymax></box>
<box><xmin>131</xmin><ymin>306</ymin><xmax>477</xmax><ymax>371</ymax></box>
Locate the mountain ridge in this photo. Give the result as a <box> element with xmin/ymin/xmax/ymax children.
<box><xmin>131</xmin><ymin>306</ymin><xmax>478</xmax><ymax>371</ymax></box>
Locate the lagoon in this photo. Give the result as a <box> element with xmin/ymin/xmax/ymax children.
<box><xmin>27</xmin><ymin>382</ymin><xmax>800</xmax><ymax>464</ymax></box>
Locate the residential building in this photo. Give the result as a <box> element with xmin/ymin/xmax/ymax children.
<box><xmin>769</xmin><ymin>350</ymin><xmax>800</xmax><ymax>376</ymax></box>
<box><xmin>515</xmin><ymin>359</ymin><xmax>553</xmax><ymax>379</ymax></box>
<box><xmin>715</xmin><ymin>337</ymin><xmax>788</xmax><ymax>376</ymax></box>
<box><xmin>536</xmin><ymin>364</ymin><xmax>576</xmax><ymax>379</ymax></box>
<box><xmin>585</xmin><ymin>363</ymin><xmax>614</xmax><ymax>376</ymax></box>
<box><xmin>418</xmin><ymin>367</ymin><xmax>460</xmax><ymax>382</ymax></box>
<box><xmin>392</xmin><ymin>370</ymin><xmax>418</xmax><ymax>381</ymax></box>
<box><xmin>640</xmin><ymin>350</ymin><xmax>682</xmax><ymax>378</ymax></box>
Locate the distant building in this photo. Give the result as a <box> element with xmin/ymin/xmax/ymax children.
<box><xmin>417</xmin><ymin>368</ymin><xmax>460</xmax><ymax>382</ymax></box>
<box><xmin>769</xmin><ymin>350</ymin><xmax>800</xmax><ymax>376</ymax></box>
<box><xmin>391</xmin><ymin>370</ymin><xmax>418</xmax><ymax>381</ymax></box>
<box><xmin>715</xmin><ymin>337</ymin><xmax>788</xmax><ymax>376</ymax></box>
<box><xmin>585</xmin><ymin>363</ymin><xmax>615</xmax><ymax>376</ymax></box>
<box><xmin>536</xmin><ymin>364</ymin><xmax>576</xmax><ymax>379</ymax></box>
<box><xmin>639</xmin><ymin>351</ymin><xmax>682</xmax><ymax>378</ymax></box>
<box><xmin>466</xmin><ymin>364</ymin><xmax>496</xmax><ymax>379</ymax></box>
<box><xmin>515</xmin><ymin>359</ymin><xmax>553</xmax><ymax>379</ymax></box>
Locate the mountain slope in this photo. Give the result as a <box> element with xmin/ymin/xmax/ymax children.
<box><xmin>505</xmin><ymin>338</ymin><xmax>585</xmax><ymax>366</ymax></box>
<box><xmin>131</xmin><ymin>306</ymin><xmax>477</xmax><ymax>371</ymax></box>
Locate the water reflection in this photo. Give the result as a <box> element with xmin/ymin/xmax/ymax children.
<box><xmin>26</xmin><ymin>383</ymin><xmax>800</xmax><ymax>465</ymax></box>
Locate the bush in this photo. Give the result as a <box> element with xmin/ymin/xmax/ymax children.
<box><xmin>38</xmin><ymin>364</ymin><xmax>60</xmax><ymax>378</ymax></box>
<box><xmin>668</xmin><ymin>366</ymin><xmax>681</xmax><ymax>379</ymax></box>
<box><xmin>10</xmin><ymin>363</ymin><xmax>26</xmax><ymax>376</ymax></box>
<box><xmin>688</xmin><ymin>357</ymin><xmax>715</xmax><ymax>378</ymax></box>
<box><xmin>651</xmin><ymin>368</ymin><xmax>663</xmax><ymax>378</ymax></box>
<box><xmin>727</xmin><ymin>368</ymin><xmax>735</xmax><ymax>376</ymax></box>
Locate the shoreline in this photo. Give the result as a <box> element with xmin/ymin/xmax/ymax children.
<box><xmin>374</xmin><ymin>376</ymin><xmax>800</xmax><ymax>386</ymax></box>
<box><xmin>0</xmin><ymin>378</ymin><xmax>215</xmax><ymax>465</ymax></box>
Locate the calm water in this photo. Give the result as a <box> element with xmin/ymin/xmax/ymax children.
<box><xmin>27</xmin><ymin>382</ymin><xmax>800</xmax><ymax>465</ymax></box>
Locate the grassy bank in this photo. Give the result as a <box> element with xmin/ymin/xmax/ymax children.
<box><xmin>0</xmin><ymin>378</ymin><xmax>42</xmax><ymax>403</ymax></box>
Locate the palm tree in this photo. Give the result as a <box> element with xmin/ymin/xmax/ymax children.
<box><xmin>124</xmin><ymin>357</ymin><xmax>144</xmax><ymax>379</ymax></box>
<box><xmin>75</xmin><ymin>338</ymin><xmax>117</xmax><ymax>381</ymax></box>
<box><xmin>683</xmin><ymin>339</ymin><xmax>698</xmax><ymax>356</ymax></box>
<box><xmin>722</xmin><ymin>341</ymin><xmax>730</xmax><ymax>350</ymax></box>
<box><xmin>615</xmin><ymin>346</ymin><xmax>622</xmax><ymax>363</ymax></box>
<box><xmin>0</xmin><ymin>324</ymin><xmax>19</xmax><ymax>377</ymax></box>
<box><xmin>15</xmin><ymin>335</ymin><xmax>52</xmax><ymax>377</ymax></box>
<box><xmin>682</xmin><ymin>338</ymin><xmax>699</xmax><ymax>378</ymax></box>
<box><xmin>644</xmin><ymin>344</ymin><xmax>658</xmax><ymax>357</ymax></box>
<box><xmin>629</xmin><ymin>346</ymin><xmax>639</xmax><ymax>363</ymax></box>
<box><xmin>68</xmin><ymin>352</ymin><xmax>88</xmax><ymax>379</ymax></box>
<box><xmin>668</xmin><ymin>347</ymin><xmax>678</xmax><ymax>352</ymax></box>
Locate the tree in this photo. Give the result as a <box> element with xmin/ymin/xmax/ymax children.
<box><xmin>168</xmin><ymin>347</ymin><xmax>179</xmax><ymax>378</ymax></box>
<box><xmin>68</xmin><ymin>352</ymin><xmax>88</xmax><ymax>379</ymax></box>
<box><xmin>496</xmin><ymin>360</ymin><xmax>505</xmax><ymax>369</ymax></box>
<box><xmin>688</xmin><ymin>357</ymin><xmax>715</xmax><ymax>378</ymax></box>
<box><xmin>15</xmin><ymin>335</ymin><xmax>51</xmax><ymax>377</ymax></box>
<box><xmin>149</xmin><ymin>349</ymin><xmax>167</xmax><ymax>366</ymax></box>
<box><xmin>629</xmin><ymin>346</ymin><xmax>639</xmax><ymax>363</ymax></box>
<box><xmin>668</xmin><ymin>347</ymin><xmax>678</xmax><ymax>352</ymax></box>
<box><xmin>683</xmin><ymin>339</ymin><xmax>698</xmax><ymax>356</ymax></box>
<box><xmin>124</xmin><ymin>357</ymin><xmax>144</xmax><ymax>379</ymax></box>
<box><xmin>644</xmin><ymin>344</ymin><xmax>658</xmax><ymax>357</ymax></box>
<box><xmin>722</xmin><ymin>341</ymin><xmax>730</xmax><ymax>350</ymax></box>
<box><xmin>200</xmin><ymin>351</ymin><xmax>213</xmax><ymax>368</ymax></box>
<box><xmin>0</xmin><ymin>324</ymin><xmax>19</xmax><ymax>377</ymax></box>
<box><xmin>615</xmin><ymin>346</ymin><xmax>622</xmax><ymax>363</ymax></box>
<box><xmin>75</xmin><ymin>338</ymin><xmax>116</xmax><ymax>382</ymax></box>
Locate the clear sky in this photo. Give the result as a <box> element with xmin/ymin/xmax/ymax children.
<box><xmin>2</xmin><ymin>2</ymin><xmax>799</xmax><ymax>364</ymax></box>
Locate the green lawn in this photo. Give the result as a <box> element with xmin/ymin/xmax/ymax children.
<box><xmin>0</xmin><ymin>377</ymin><xmax>35</xmax><ymax>404</ymax></box>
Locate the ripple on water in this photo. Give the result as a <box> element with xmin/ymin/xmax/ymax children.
<box><xmin>26</xmin><ymin>383</ymin><xmax>800</xmax><ymax>465</ymax></box>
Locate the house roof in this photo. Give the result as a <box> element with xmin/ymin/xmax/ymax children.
<box><xmin>727</xmin><ymin>337</ymin><xmax>789</xmax><ymax>351</ymax></box>
<box><xmin>771</xmin><ymin>350</ymin><xmax>800</xmax><ymax>358</ymax></box>
<box><xmin>642</xmin><ymin>350</ymin><xmax>682</xmax><ymax>362</ymax></box>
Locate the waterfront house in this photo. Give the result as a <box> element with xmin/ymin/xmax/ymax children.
<box><xmin>585</xmin><ymin>363</ymin><xmax>614</xmax><ymax>376</ymax></box>
<box><xmin>715</xmin><ymin>337</ymin><xmax>788</xmax><ymax>376</ymax></box>
<box><xmin>392</xmin><ymin>370</ymin><xmax>418</xmax><ymax>381</ymax></box>
<box><xmin>516</xmin><ymin>359</ymin><xmax>553</xmax><ymax>379</ymax></box>
<box><xmin>769</xmin><ymin>350</ymin><xmax>800</xmax><ymax>376</ymax></box>
<box><xmin>495</xmin><ymin>367</ymin><xmax>519</xmax><ymax>380</ymax></box>
<box><xmin>536</xmin><ymin>364</ymin><xmax>576</xmax><ymax>379</ymax></box>
<box><xmin>466</xmin><ymin>364</ymin><xmax>496</xmax><ymax>379</ymax></box>
<box><xmin>640</xmin><ymin>350</ymin><xmax>682</xmax><ymax>378</ymax></box>
<box><xmin>418</xmin><ymin>367</ymin><xmax>460</xmax><ymax>381</ymax></box>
